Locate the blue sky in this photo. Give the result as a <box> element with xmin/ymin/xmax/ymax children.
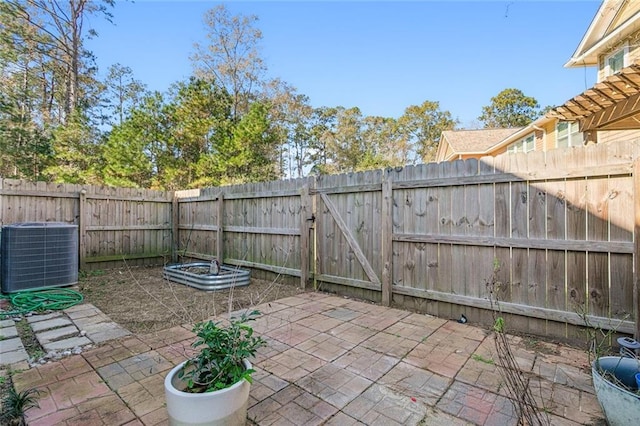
<box><xmin>87</xmin><ymin>1</ymin><xmax>601</xmax><ymax>128</ymax></box>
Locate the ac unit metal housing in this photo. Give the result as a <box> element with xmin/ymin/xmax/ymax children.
<box><xmin>1</xmin><ymin>222</ymin><xmax>79</xmax><ymax>293</ymax></box>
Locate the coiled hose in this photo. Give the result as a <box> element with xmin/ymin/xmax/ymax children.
<box><xmin>0</xmin><ymin>288</ymin><xmax>83</xmax><ymax>318</ymax></box>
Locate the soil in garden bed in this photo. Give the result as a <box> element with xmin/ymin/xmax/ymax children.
<box><xmin>77</xmin><ymin>266</ymin><xmax>306</xmax><ymax>334</ymax></box>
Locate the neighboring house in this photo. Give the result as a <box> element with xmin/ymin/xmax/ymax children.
<box><xmin>435</xmin><ymin>116</ymin><xmax>584</xmax><ymax>162</ymax></box>
<box><xmin>436</xmin><ymin>128</ymin><xmax>521</xmax><ymax>162</ymax></box>
<box><xmin>437</xmin><ymin>0</ymin><xmax>640</xmax><ymax>163</ymax></box>
<box><xmin>550</xmin><ymin>0</ymin><xmax>640</xmax><ymax>143</ymax></box>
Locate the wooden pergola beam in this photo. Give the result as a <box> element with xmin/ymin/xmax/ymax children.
<box><xmin>581</xmin><ymin>90</ymin><xmax>640</xmax><ymax>131</ymax></box>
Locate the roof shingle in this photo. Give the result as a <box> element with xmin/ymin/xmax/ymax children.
<box><xmin>442</xmin><ymin>128</ymin><xmax>523</xmax><ymax>153</ymax></box>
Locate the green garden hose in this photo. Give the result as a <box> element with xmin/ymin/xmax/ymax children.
<box><xmin>0</xmin><ymin>288</ymin><xmax>83</xmax><ymax>318</ymax></box>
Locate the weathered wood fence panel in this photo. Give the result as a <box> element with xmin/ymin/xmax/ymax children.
<box><xmin>385</xmin><ymin>142</ymin><xmax>639</xmax><ymax>336</ymax></box>
<box><xmin>0</xmin><ymin>179</ymin><xmax>172</xmax><ymax>268</ymax></box>
<box><xmin>175</xmin><ymin>178</ymin><xmax>310</xmax><ymax>281</ymax></box>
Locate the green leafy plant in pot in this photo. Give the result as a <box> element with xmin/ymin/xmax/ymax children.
<box><xmin>164</xmin><ymin>310</ymin><xmax>266</xmax><ymax>426</ymax></box>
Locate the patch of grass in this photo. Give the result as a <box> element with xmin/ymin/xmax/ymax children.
<box><xmin>31</xmin><ymin>349</ymin><xmax>45</xmax><ymax>360</ymax></box>
<box><xmin>14</xmin><ymin>320</ymin><xmax>44</xmax><ymax>359</ymax></box>
<box><xmin>472</xmin><ymin>354</ymin><xmax>495</xmax><ymax>365</ymax></box>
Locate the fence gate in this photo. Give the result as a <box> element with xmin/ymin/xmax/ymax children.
<box><xmin>312</xmin><ymin>171</ymin><xmax>389</xmax><ymax>301</ymax></box>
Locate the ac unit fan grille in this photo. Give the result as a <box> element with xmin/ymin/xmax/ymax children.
<box><xmin>1</xmin><ymin>222</ymin><xmax>79</xmax><ymax>293</ymax></box>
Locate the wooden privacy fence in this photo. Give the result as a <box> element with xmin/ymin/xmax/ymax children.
<box><xmin>0</xmin><ymin>180</ymin><xmax>173</xmax><ymax>268</ymax></box>
<box><xmin>1</xmin><ymin>141</ymin><xmax>640</xmax><ymax>338</ymax></box>
<box><xmin>176</xmin><ymin>142</ymin><xmax>640</xmax><ymax>338</ymax></box>
<box><xmin>173</xmin><ymin>178</ymin><xmax>312</xmax><ymax>284</ymax></box>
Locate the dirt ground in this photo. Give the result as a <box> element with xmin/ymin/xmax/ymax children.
<box><xmin>77</xmin><ymin>266</ymin><xmax>307</xmax><ymax>334</ymax></box>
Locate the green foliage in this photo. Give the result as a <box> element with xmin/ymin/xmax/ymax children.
<box><xmin>202</xmin><ymin>101</ymin><xmax>279</xmax><ymax>186</ymax></box>
<box><xmin>264</xmin><ymin>79</ymin><xmax>314</xmax><ymax>178</ymax></box>
<box><xmin>44</xmin><ymin>110</ymin><xmax>101</xmax><ymax>184</ymax></box>
<box><xmin>397</xmin><ymin>100</ymin><xmax>458</xmax><ymax>164</ymax></box>
<box><xmin>307</xmin><ymin>106</ymin><xmax>338</xmax><ymax>175</ymax></box>
<box><xmin>0</xmin><ymin>0</ymin><xmax>112</xmax><ymax>180</ymax></box>
<box><xmin>478</xmin><ymin>88</ymin><xmax>541</xmax><ymax>128</ymax></box>
<box><xmin>307</xmin><ymin>104</ymin><xmax>436</xmax><ymax>174</ymax></box>
<box><xmin>472</xmin><ymin>354</ymin><xmax>495</xmax><ymax>365</ymax></box>
<box><xmin>102</xmin><ymin>78</ymin><xmax>285</xmax><ymax>190</ymax></box>
<box><xmin>1</xmin><ymin>0</ymin><xmax>506</xmax><ymax>186</ymax></box>
<box><xmin>178</xmin><ymin>310</ymin><xmax>266</xmax><ymax>393</ymax></box>
<box><xmin>1</xmin><ymin>387</ymin><xmax>42</xmax><ymax>426</ymax></box>
<box><xmin>101</xmin><ymin>109</ymin><xmax>156</xmax><ymax>188</ymax></box>
<box><xmin>103</xmin><ymin>63</ymin><xmax>147</xmax><ymax>126</ymax></box>
<box><xmin>360</xmin><ymin>115</ymin><xmax>407</xmax><ymax>170</ymax></box>
<box><xmin>0</xmin><ymin>96</ymin><xmax>52</xmax><ymax>180</ymax></box>
<box><xmin>103</xmin><ymin>80</ymin><xmax>235</xmax><ymax>190</ymax></box>
<box><xmin>321</xmin><ymin>106</ymin><xmax>364</xmax><ymax>173</ymax></box>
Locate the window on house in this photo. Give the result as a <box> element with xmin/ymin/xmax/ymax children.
<box><xmin>605</xmin><ymin>45</ymin><xmax>628</xmax><ymax>76</ymax></box>
<box><xmin>556</xmin><ymin>121</ymin><xmax>582</xmax><ymax>148</ymax></box>
<box><xmin>506</xmin><ymin>134</ymin><xmax>535</xmax><ymax>153</ymax></box>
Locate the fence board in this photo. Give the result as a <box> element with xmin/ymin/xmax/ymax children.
<box><xmin>436</xmin><ymin>161</ymin><xmax>454</xmax><ymax>319</ymax></box>
<box><xmin>424</xmin><ymin>163</ymin><xmax>440</xmax><ymax>294</ymax></box>
<box><xmin>450</xmin><ymin>160</ymin><xmax>468</xmax><ymax>304</ymax></box>
<box><xmin>527</xmin><ymin>152</ymin><xmax>548</xmax><ymax>337</ymax></box>
<box><xmin>491</xmin><ymin>154</ymin><xmax>512</xmax><ymax>304</ymax></box>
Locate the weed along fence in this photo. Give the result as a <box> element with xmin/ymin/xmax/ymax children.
<box><xmin>2</xmin><ymin>141</ymin><xmax>640</xmax><ymax>339</ymax></box>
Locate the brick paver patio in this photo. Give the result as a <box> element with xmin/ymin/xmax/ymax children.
<box><xmin>10</xmin><ymin>292</ymin><xmax>605</xmax><ymax>425</ymax></box>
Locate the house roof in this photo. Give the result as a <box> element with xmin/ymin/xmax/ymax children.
<box><xmin>566</xmin><ymin>0</ymin><xmax>640</xmax><ymax>68</ymax></box>
<box><xmin>547</xmin><ymin>62</ymin><xmax>640</xmax><ymax>130</ymax></box>
<box><xmin>437</xmin><ymin>127</ymin><xmax>525</xmax><ymax>162</ymax></box>
<box><xmin>442</xmin><ymin>128</ymin><xmax>524</xmax><ymax>154</ymax></box>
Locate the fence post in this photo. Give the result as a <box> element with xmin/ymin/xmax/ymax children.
<box><xmin>78</xmin><ymin>189</ymin><xmax>86</xmax><ymax>270</ymax></box>
<box><xmin>300</xmin><ymin>178</ymin><xmax>315</xmax><ymax>290</ymax></box>
<box><xmin>217</xmin><ymin>191</ymin><xmax>224</xmax><ymax>264</ymax></box>
<box><xmin>381</xmin><ymin>171</ymin><xmax>393</xmax><ymax>306</ymax></box>
<box><xmin>310</xmin><ymin>177</ymin><xmax>317</xmax><ymax>289</ymax></box>
<box><xmin>171</xmin><ymin>191</ymin><xmax>179</xmax><ymax>263</ymax></box>
<box><xmin>635</xmin><ymin>159</ymin><xmax>640</xmax><ymax>339</ymax></box>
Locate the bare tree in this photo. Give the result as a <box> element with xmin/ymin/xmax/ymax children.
<box><xmin>103</xmin><ymin>63</ymin><xmax>146</xmax><ymax>126</ymax></box>
<box><xmin>2</xmin><ymin>0</ymin><xmax>113</xmax><ymax>123</ymax></box>
<box><xmin>191</xmin><ymin>4</ymin><xmax>266</xmax><ymax>120</ymax></box>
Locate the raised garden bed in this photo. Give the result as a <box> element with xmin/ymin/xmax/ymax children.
<box><xmin>163</xmin><ymin>262</ymin><xmax>251</xmax><ymax>291</ymax></box>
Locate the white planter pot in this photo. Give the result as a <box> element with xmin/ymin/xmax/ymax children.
<box><xmin>164</xmin><ymin>359</ymin><xmax>251</xmax><ymax>426</ymax></box>
<box><xmin>592</xmin><ymin>356</ymin><xmax>640</xmax><ymax>426</ymax></box>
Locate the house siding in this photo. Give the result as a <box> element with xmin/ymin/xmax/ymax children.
<box><xmin>598</xmin><ymin>129</ymin><xmax>640</xmax><ymax>144</ymax></box>
<box><xmin>597</xmin><ymin>29</ymin><xmax>640</xmax><ymax>81</ymax></box>
<box><xmin>444</xmin><ymin>143</ymin><xmax>456</xmax><ymax>160</ymax></box>
<box><xmin>541</xmin><ymin>120</ymin><xmax>557</xmax><ymax>151</ymax></box>
<box><xmin>628</xmin><ymin>31</ymin><xmax>640</xmax><ymax>63</ymax></box>
<box><xmin>534</xmin><ymin>130</ymin><xmax>544</xmax><ymax>151</ymax></box>
<box><xmin>609</xmin><ymin>2</ymin><xmax>638</xmax><ymax>30</ymax></box>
